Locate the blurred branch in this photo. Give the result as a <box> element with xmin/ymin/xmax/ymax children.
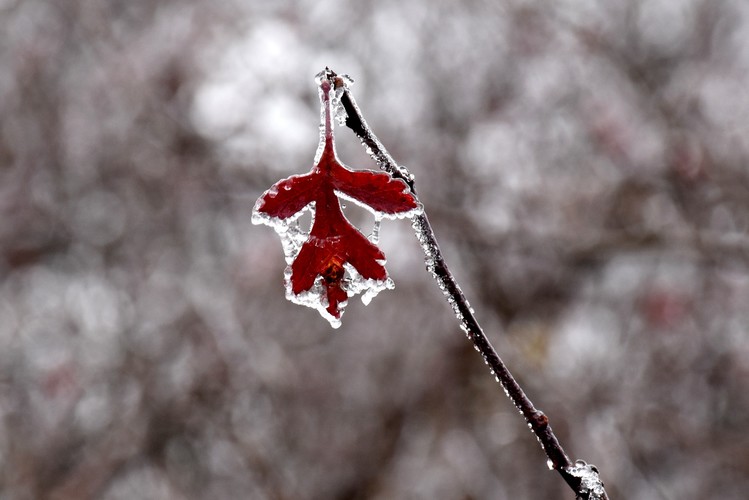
<box><xmin>323</xmin><ymin>68</ymin><xmax>610</xmax><ymax>499</ymax></box>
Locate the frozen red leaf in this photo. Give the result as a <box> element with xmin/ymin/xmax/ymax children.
<box><xmin>252</xmin><ymin>73</ymin><xmax>422</xmax><ymax>327</ymax></box>
<box><xmin>256</xmin><ymin>172</ymin><xmax>320</xmax><ymax>220</ymax></box>
<box><xmin>331</xmin><ymin>165</ymin><xmax>419</xmax><ymax>216</ymax></box>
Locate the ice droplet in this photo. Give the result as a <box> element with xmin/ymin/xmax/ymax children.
<box><xmin>568</xmin><ymin>460</ymin><xmax>607</xmax><ymax>499</ymax></box>
<box><xmin>334</xmin><ymin>103</ymin><xmax>347</xmax><ymax>126</ymax></box>
<box><xmin>330</xmin><ymin>77</ymin><xmax>352</xmax><ymax>127</ymax></box>
<box><xmin>369</xmin><ymin>214</ymin><xmax>382</xmax><ymax>244</ymax></box>
<box><xmin>345</xmin><ymin>263</ymin><xmax>394</xmax><ymax>306</ymax></box>
<box><xmin>546</xmin><ymin>459</ymin><xmax>555</xmax><ymax>470</ymax></box>
<box><xmin>314</xmin><ymin>122</ymin><xmax>327</xmax><ymax>165</ymax></box>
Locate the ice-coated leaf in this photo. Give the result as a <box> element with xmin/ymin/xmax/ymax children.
<box><xmin>254</xmin><ymin>172</ymin><xmax>319</xmax><ymax>220</ymax></box>
<box><xmin>252</xmin><ymin>71</ymin><xmax>422</xmax><ymax>327</ymax></box>
<box><xmin>331</xmin><ymin>164</ymin><xmax>420</xmax><ymax>218</ymax></box>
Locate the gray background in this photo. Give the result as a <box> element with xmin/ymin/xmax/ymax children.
<box><xmin>1</xmin><ymin>0</ymin><xmax>748</xmax><ymax>498</ymax></box>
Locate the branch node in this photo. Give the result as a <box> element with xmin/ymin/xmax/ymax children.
<box><xmin>529</xmin><ymin>410</ymin><xmax>549</xmax><ymax>430</ymax></box>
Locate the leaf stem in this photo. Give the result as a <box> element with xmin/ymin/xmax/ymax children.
<box><xmin>322</xmin><ymin>68</ymin><xmax>609</xmax><ymax>500</ymax></box>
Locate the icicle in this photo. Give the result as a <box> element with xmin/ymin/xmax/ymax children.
<box><xmin>332</xmin><ymin>74</ymin><xmax>354</xmax><ymax>125</ymax></box>
<box><xmin>369</xmin><ymin>214</ymin><xmax>382</xmax><ymax>244</ymax></box>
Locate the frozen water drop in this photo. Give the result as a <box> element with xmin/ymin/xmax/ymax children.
<box><xmin>568</xmin><ymin>460</ymin><xmax>607</xmax><ymax>499</ymax></box>
<box><xmin>330</xmin><ymin>81</ymin><xmax>349</xmax><ymax>127</ymax></box>
<box><xmin>369</xmin><ymin>215</ymin><xmax>382</xmax><ymax>244</ymax></box>
<box><xmin>348</xmin><ymin>263</ymin><xmax>394</xmax><ymax>306</ymax></box>
<box><xmin>334</xmin><ymin>105</ymin><xmax>347</xmax><ymax>127</ymax></box>
<box><xmin>546</xmin><ymin>459</ymin><xmax>555</xmax><ymax>471</ymax></box>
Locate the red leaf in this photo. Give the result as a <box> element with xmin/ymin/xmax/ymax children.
<box><xmin>331</xmin><ymin>163</ymin><xmax>419</xmax><ymax>216</ymax></box>
<box><xmin>255</xmin><ymin>172</ymin><xmax>319</xmax><ymax>220</ymax></box>
<box><xmin>253</xmin><ymin>74</ymin><xmax>421</xmax><ymax>325</ymax></box>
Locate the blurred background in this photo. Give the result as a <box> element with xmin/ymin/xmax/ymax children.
<box><xmin>2</xmin><ymin>0</ymin><xmax>749</xmax><ymax>498</ymax></box>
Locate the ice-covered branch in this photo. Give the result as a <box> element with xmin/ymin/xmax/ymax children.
<box><xmin>321</xmin><ymin>67</ymin><xmax>609</xmax><ymax>500</ymax></box>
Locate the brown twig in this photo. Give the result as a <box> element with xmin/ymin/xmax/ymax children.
<box><xmin>323</xmin><ymin>67</ymin><xmax>609</xmax><ymax>500</ymax></box>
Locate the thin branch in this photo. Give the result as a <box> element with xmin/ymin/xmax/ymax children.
<box><xmin>324</xmin><ymin>68</ymin><xmax>610</xmax><ymax>500</ymax></box>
